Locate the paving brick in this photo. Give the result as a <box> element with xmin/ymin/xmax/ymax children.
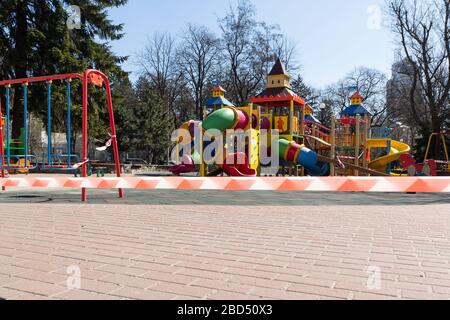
<box><xmin>95</xmin><ymin>264</ymin><xmax>148</xmax><ymax>277</ymax></box>
<box><xmin>150</xmin><ymin>282</ymin><xmax>213</xmax><ymax>299</ymax></box>
<box><xmin>177</xmin><ymin>268</ymin><xmax>232</xmax><ymax>281</ymax></box>
<box><xmin>131</xmin><ymin>261</ymin><xmax>181</xmax><ymax>274</ymax></box>
<box><xmin>0</xmin><ymin>197</ymin><xmax>449</xmax><ymax>300</ymax></box>
<box><xmin>72</xmin><ymin>278</ymin><xmax>121</xmax><ymax>294</ymax></box>
<box><xmin>52</xmin><ymin>289</ymin><xmax>119</xmax><ymax>300</ymax></box>
<box><xmin>0</xmin><ymin>287</ymin><xmax>25</xmax><ymax>300</ymax></box>
<box><xmin>334</xmin><ymin>281</ymin><xmax>400</xmax><ymax>297</ymax></box>
<box><xmin>110</xmin><ymin>287</ymin><xmax>176</xmax><ymax>300</ymax></box>
<box><xmin>141</xmin><ymin>270</ymin><xmax>197</xmax><ymax>285</ymax></box>
<box><xmin>192</xmin><ymin>279</ymin><xmax>252</xmax><ymax>294</ymax></box>
<box><xmin>15</xmin><ymin>270</ymin><xmax>67</xmax><ymax>285</ymax></box>
<box><xmin>401</xmin><ymin>290</ymin><xmax>450</xmax><ymax>300</ymax></box>
<box><xmin>208</xmin><ymin>291</ymin><xmax>262</xmax><ymax>300</ymax></box>
<box><xmin>287</xmin><ymin>283</ymin><xmax>351</xmax><ymax>300</ymax></box>
<box><xmin>101</xmin><ymin>274</ymin><xmax>158</xmax><ymax>289</ymax></box>
<box><xmin>249</xmin><ymin>287</ymin><xmax>319</xmax><ymax>300</ymax></box>
<box><xmin>0</xmin><ymin>274</ymin><xmax>19</xmax><ymax>286</ymax></box>
<box><xmin>275</xmin><ymin>274</ymin><xmax>334</xmax><ymax>288</ymax></box>
<box><xmin>5</xmin><ymin>279</ymin><xmax>66</xmax><ymax>297</ymax></box>
<box><xmin>229</xmin><ymin>275</ymin><xmax>289</xmax><ymax>290</ymax></box>
<box><xmin>353</xmin><ymin>292</ymin><xmax>403</xmax><ymax>300</ymax></box>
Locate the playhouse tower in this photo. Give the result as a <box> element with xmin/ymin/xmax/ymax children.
<box><xmin>203</xmin><ymin>84</ymin><xmax>235</xmax><ymax>119</ymax></box>
<box><xmin>332</xmin><ymin>91</ymin><xmax>372</xmax><ymax>176</ymax></box>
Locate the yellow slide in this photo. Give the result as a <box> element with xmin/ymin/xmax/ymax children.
<box><xmin>367</xmin><ymin>139</ymin><xmax>411</xmax><ymax>173</ymax></box>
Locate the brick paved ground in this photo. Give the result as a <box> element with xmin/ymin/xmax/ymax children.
<box><xmin>0</xmin><ymin>189</ymin><xmax>449</xmax><ymax>300</ymax></box>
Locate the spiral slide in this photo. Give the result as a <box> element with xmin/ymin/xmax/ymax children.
<box><xmin>367</xmin><ymin>139</ymin><xmax>411</xmax><ymax>173</ymax></box>
<box><xmin>278</xmin><ymin>139</ymin><xmax>329</xmax><ymax>176</ymax></box>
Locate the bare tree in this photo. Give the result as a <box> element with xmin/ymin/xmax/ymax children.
<box><xmin>388</xmin><ymin>0</ymin><xmax>450</xmax><ymax>158</ymax></box>
<box><xmin>218</xmin><ymin>0</ymin><xmax>301</xmax><ymax>105</ymax></box>
<box><xmin>137</xmin><ymin>32</ymin><xmax>185</xmax><ymax>124</ymax></box>
<box><xmin>322</xmin><ymin>67</ymin><xmax>389</xmax><ymax>126</ymax></box>
<box><xmin>218</xmin><ymin>0</ymin><xmax>262</xmax><ymax>104</ymax></box>
<box><xmin>177</xmin><ymin>24</ymin><xmax>219</xmax><ymax>118</ymax></box>
<box><xmin>272</xmin><ymin>33</ymin><xmax>299</xmax><ymax>73</ymax></box>
<box><xmin>138</xmin><ymin>32</ymin><xmax>178</xmax><ymax>100</ymax></box>
<box><xmin>255</xmin><ymin>23</ymin><xmax>299</xmax><ymax>76</ymax></box>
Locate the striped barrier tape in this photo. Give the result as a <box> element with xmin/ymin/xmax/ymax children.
<box><xmin>0</xmin><ymin>176</ymin><xmax>449</xmax><ymax>193</ymax></box>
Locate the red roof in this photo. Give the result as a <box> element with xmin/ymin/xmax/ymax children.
<box><xmin>349</xmin><ymin>91</ymin><xmax>364</xmax><ymax>100</ymax></box>
<box><xmin>212</xmin><ymin>85</ymin><xmax>226</xmax><ymax>93</ymax></box>
<box><xmin>251</xmin><ymin>87</ymin><xmax>305</xmax><ymax>106</ymax></box>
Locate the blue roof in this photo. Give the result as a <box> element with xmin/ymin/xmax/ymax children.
<box><xmin>204</xmin><ymin>96</ymin><xmax>234</xmax><ymax>108</ymax></box>
<box><xmin>341</xmin><ymin>104</ymin><xmax>371</xmax><ymax>117</ymax></box>
<box><xmin>305</xmin><ymin>114</ymin><xmax>321</xmax><ymax>124</ymax></box>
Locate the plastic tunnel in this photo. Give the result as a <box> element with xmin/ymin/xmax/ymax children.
<box><xmin>279</xmin><ymin>139</ymin><xmax>329</xmax><ymax>176</ymax></box>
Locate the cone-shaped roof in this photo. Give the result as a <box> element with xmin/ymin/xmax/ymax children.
<box><xmin>349</xmin><ymin>91</ymin><xmax>364</xmax><ymax>100</ymax></box>
<box><xmin>204</xmin><ymin>96</ymin><xmax>234</xmax><ymax>108</ymax></box>
<box><xmin>268</xmin><ymin>58</ymin><xmax>288</xmax><ymax>76</ymax></box>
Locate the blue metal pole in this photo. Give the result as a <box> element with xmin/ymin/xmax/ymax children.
<box><xmin>386</xmin><ymin>139</ymin><xmax>392</xmax><ymax>175</ymax></box>
<box><xmin>6</xmin><ymin>86</ymin><xmax>10</xmax><ymax>168</ymax></box>
<box><xmin>23</xmin><ymin>83</ymin><xmax>28</xmax><ymax>169</ymax></box>
<box><xmin>67</xmin><ymin>80</ymin><xmax>71</xmax><ymax>168</ymax></box>
<box><xmin>47</xmin><ymin>81</ymin><xmax>52</xmax><ymax>167</ymax></box>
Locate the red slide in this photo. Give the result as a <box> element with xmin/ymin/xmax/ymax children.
<box><xmin>169</xmin><ymin>155</ymin><xmax>197</xmax><ymax>176</ymax></box>
<box><xmin>222</xmin><ymin>153</ymin><xmax>257</xmax><ymax>177</ymax></box>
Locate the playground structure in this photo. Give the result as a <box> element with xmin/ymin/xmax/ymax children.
<box><xmin>0</xmin><ymin>70</ymin><xmax>123</xmax><ymax>201</ymax></box>
<box><xmin>397</xmin><ymin>132</ymin><xmax>449</xmax><ymax>176</ymax></box>
<box><xmin>0</xmin><ymin>79</ymin><xmax>82</xmax><ymax>174</ymax></box>
<box><xmin>171</xmin><ymin>58</ymin><xmax>419</xmax><ymax>178</ymax></box>
<box><xmin>0</xmin><ymin>64</ymin><xmax>446</xmax><ymax>205</ymax></box>
<box><xmin>0</xmin><ymin>62</ymin><xmax>445</xmax><ymax>203</ymax></box>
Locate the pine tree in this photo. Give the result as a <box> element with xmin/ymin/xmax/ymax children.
<box><xmin>117</xmin><ymin>77</ymin><xmax>174</xmax><ymax>164</ymax></box>
<box><xmin>0</xmin><ymin>0</ymin><xmax>128</xmax><ymax>141</ymax></box>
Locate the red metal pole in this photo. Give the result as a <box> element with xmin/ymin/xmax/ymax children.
<box><xmin>0</xmin><ymin>69</ymin><xmax>124</xmax><ymax>201</ymax></box>
<box><xmin>0</xmin><ymin>73</ymin><xmax>82</xmax><ymax>86</ymax></box>
<box><xmin>103</xmin><ymin>76</ymin><xmax>124</xmax><ymax>199</ymax></box>
<box><xmin>0</xmin><ymin>97</ymin><xmax>5</xmax><ymax>191</ymax></box>
<box><xmin>81</xmin><ymin>72</ymin><xmax>89</xmax><ymax>202</ymax></box>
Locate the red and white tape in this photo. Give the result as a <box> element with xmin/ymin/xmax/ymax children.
<box><xmin>0</xmin><ymin>177</ymin><xmax>449</xmax><ymax>193</ymax></box>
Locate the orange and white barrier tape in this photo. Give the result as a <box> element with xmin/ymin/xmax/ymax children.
<box><xmin>0</xmin><ymin>177</ymin><xmax>449</xmax><ymax>193</ymax></box>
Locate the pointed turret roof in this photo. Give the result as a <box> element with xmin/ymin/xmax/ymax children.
<box><xmin>268</xmin><ymin>58</ymin><xmax>288</xmax><ymax>76</ymax></box>
<box><xmin>212</xmin><ymin>85</ymin><xmax>226</xmax><ymax>93</ymax></box>
<box><xmin>349</xmin><ymin>91</ymin><xmax>364</xmax><ymax>101</ymax></box>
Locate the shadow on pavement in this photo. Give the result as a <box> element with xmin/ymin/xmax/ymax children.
<box><xmin>0</xmin><ymin>189</ymin><xmax>449</xmax><ymax>206</ymax></box>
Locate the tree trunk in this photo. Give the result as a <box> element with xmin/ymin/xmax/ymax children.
<box><xmin>12</xmin><ymin>1</ymin><xmax>28</xmax><ymax>140</ymax></box>
<box><xmin>432</xmin><ymin>121</ymin><xmax>442</xmax><ymax>160</ymax></box>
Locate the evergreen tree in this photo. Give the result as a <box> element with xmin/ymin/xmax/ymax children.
<box><xmin>117</xmin><ymin>77</ymin><xmax>174</xmax><ymax>164</ymax></box>
<box><xmin>0</xmin><ymin>0</ymin><xmax>128</xmax><ymax>141</ymax></box>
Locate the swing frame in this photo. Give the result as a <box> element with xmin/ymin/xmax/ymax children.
<box><xmin>0</xmin><ymin>70</ymin><xmax>124</xmax><ymax>201</ymax></box>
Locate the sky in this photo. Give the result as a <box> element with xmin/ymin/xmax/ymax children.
<box><xmin>108</xmin><ymin>0</ymin><xmax>395</xmax><ymax>89</ymax></box>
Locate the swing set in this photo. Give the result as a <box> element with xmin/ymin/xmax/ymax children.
<box><xmin>0</xmin><ymin>69</ymin><xmax>123</xmax><ymax>201</ymax></box>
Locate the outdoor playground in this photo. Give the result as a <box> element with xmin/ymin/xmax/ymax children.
<box><xmin>170</xmin><ymin>58</ymin><xmax>449</xmax><ymax>180</ymax></box>
<box><xmin>0</xmin><ymin>59</ymin><xmax>448</xmax><ymax>202</ymax></box>
<box><xmin>0</xmin><ymin>40</ymin><xmax>449</xmax><ymax>303</ymax></box>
